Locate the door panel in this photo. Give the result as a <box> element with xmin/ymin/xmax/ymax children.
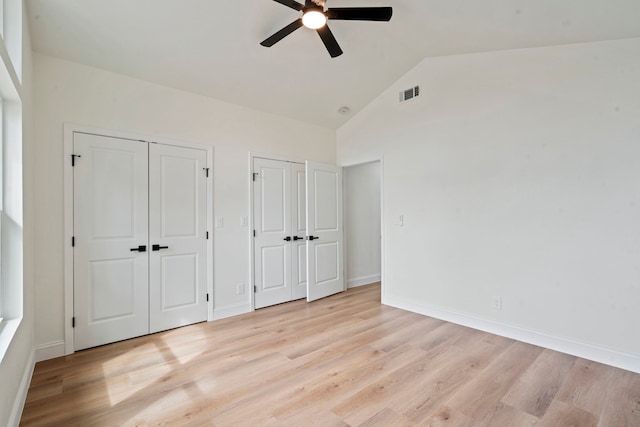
<box><xmin>161</xmin><ymin>254</ymin><xmax>197</xmax><ymax>309</ymax></box>
<box><xmin>306</xmin><ymin>161</ymin><xmax>344</xmax><ymax>302</ymax></box>
<box><xmin>261</xmin><ymin>246</ymin><xmax>287</xmax><ymax>290</ymax></box>
<box><xmin>313</xmin><ymin>170</ymin><xmax>339</xmax><ymax>231</ymax></box>
<box><xmin>90</xmin><ymin>259</ymin><xmax>136</xmax><ymax>320</ymax></box>
<box><xmin>160</xmin><ymin>155</ymin><xmax>199</xmax><ymax>237</ymax></box>
<box><xmin>73</xmin><ymin>133</ymin><xmax>149</xmax><ymax>350</ymax></box>
<box><xmin>254</xmin><ymin>158</ymin><xmax>293</xmax><ymax>308</ymax></box>
<box><xmin>149</xmin><ymin>144</ymin><xmax>208</xmax><ymax>333</ymax></box>
<box><xmin>315</xmin><ymin>242</ymin><xmax>339</xmax><ymax>284</ymax></box>
<box><xmin>261</xmin><ymin>165</ymin><xmax>288</xmax><ymax>233</ymax></box>
<box><xmin>291</xmin><ymin>163</ymin><xmax>307</xmax><ymax>300</ymax></box>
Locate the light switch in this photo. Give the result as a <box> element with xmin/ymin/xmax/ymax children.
<box><xmin>394</xmin><ymin>214</ymin><xmax>404</xmax><ymax>226</ymax></box>
<box><xmin>240</xmin><ymin>216</ymin><xmax>248</xmax><ymax>227</ymax></box>
<box><xmin>215</xmin><ymin>216</ymin><xmax>223</xmax><ymax>228</ymax></box>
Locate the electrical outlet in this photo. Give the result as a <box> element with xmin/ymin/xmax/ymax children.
<box><xmin>492</xmin><ymin>296</ymin><xmax>502</xmax><ymax>310</ymax></box>
<box><xmin>237</xmin><ymin>283</ymin><xmax>245</xmax><ymax>295</ymax></box>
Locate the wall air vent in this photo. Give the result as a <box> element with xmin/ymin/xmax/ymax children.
<box><xmin>399</xmin><ymin>85</ymin><xmax>420</xmax><ymax>103</ymax></box>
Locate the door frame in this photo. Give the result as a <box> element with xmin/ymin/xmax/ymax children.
<box><xmin>63</xmin><ymin>124</ymin><xmax>214</xmax><ymax>355</ymax></box>
<box><xmin>248</xmin><ymin>152</ymin><xmax>307</xmax><ymax>311</ymax></box>
<box><xmin>341</xmin><ymin>157</ymin><xmax>385</xmax><ymax>300</ymax></box>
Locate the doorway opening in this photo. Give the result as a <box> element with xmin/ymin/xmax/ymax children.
<box><xmin>343</xmin><ymin>160</ymin><xmax>382</xmax><ymax>291</ymax></box>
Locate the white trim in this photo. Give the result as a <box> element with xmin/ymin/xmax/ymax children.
<box><xmin>63</xmin><ymin>125</ymin><xmax>74</xmax><ymax>355</ymax></box>
<box><xmin>0</xmin><ymin>318</ymin><xmax>20</xmax><ymax>363</ymax></box>
<box><xmin>247</xmin><ymin>152</ymin><xmax>255</xmax><ymax>312</ymax></box>
<box><xmin>380</xmin><ymin>156</ymin><xmax>385</xmax><ymax>301</ymax></box>
<box><xmin>34</xmin><ymin>340</ymin><xmax>65</xmax><ymax>362</ymax></box>
<box><xmin>7</xmin><ymin>348</ymin><xmax>34</xmax><ymax>427</ymax></box>
<box><xmin>206</xmin><ymin>147</ymin><xmax>214</xmax><ymax>322</ymax></box>
<box><xmin>63</xmin><ymin>123</ymin><xmax>215</xmax><ymax>354</ymax></box>
<box><xmin>213</xmin><ymin>303</ymin><xmax>251</xmax><ymax>321</ymax></box>
<box><xmin>383</xmin><ymin>295</ymin><xmax>640</xmax><ymax>374</ymax></box>
<box><xmin>252</xmin><ymin>151</ymin><xmax>306</xmax><ymax>165</ymax></box>
<box><xmin>347</xmin><ymin>274</ymin><xmax>381</xmax><ymax>289</ymax></box>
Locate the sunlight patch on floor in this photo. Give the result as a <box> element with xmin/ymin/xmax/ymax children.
<box><xmin>102</xmin><ymin>343</ymin><xmax>171</xmax><ymax>406</ymax></box>
<box><xmin>160</xmin><ymin>329</ymin><xmax>206</xmax><ymax>365</ymax></box>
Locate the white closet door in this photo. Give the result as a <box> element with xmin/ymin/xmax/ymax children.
<box><xmin>254</xmin><ymin>158</ymin><xmax>293</xmax><ymax>309</ymax></box>
<box><xmin>149</xmin><ymin>143</ymin><xmax>208</xmax><ymax>333</ymax></box>
<box><xmin>306</xmin><ymin>161</ymin><xmax>345</xmax><ymax>302</ymax></box>
<box><xmin>291</xmin><ymin>163</ymin><xmax>307</xmax><ymax>300</ymax></box>
<box><xmin>73</xmin><ymin>133</ymin><xmax>149</xmax><ymax>350</ymax></box>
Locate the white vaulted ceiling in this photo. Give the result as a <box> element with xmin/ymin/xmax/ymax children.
<box><xmin>26</xmin><ymin>0</ymin><xmax>640</xmax><ymax>128</ymax></box>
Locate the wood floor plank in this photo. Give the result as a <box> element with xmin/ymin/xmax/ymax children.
<box><xmin>541</xmin><ymin>399</ymin><xmax>598</xmax><ymax>427</ymax></box>
<box><xmin>433</xmin><ymin>340</ymin><xmax>542</xmax><ymax>423</ymax></box>
<box><xmin>477</xmin><ymin>401</ymin><xmax>540</xmax><ymax>426</ymax></box>
<box><xmin>369</xmin><ymin>315</ymin><xmax>444</xmax><ymax>353</ymax></box>
<box><xmin>596</xmin><ymin>368</ymin><xmax>640</xmax><ymax>427</ymax></box>
<box><xmin>271</xmin><ymin>344</ymin><xmax>428</xmax><ymax>419</ymax></box>
<box><xmin>332</xmin><ymin>331</ymin><xmax>496</xmax><ymax>425</ymax></box>
<box><xmin>400</xmin><ymin>337</ymin><xmax>513</xmax><ymax>424</ymax></box>
<box><xmin>502</xmin><ymin>348</ymin><xmax>576</xmax><ymax>417</ymax></box>
<box><xmin>359</xmin><ymin>407</ymin><xmax>416</xmax><ymax>427</ymax></box>
<box><xmin>555</xmin><ymin>358</ymin><xmax>620</xmax><ymax>417</ymax></box>
<box><xmin>20</xmin><ymin>283</ymin><xmax>640</xmax><ymax>427</ymax></box>
<box><xmin>419</xmin><ymin>405</ymin><xmax>473</xmax><ymax>427</ymax></box>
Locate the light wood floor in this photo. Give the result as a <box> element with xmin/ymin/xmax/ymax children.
<box><xmin>21</xmin><ymin>283</ymin><xmax>640</xmax><ymax>426</ymax></box>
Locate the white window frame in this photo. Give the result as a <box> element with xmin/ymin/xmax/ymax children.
<box><xmin>0</xmin><ymin>0</ymin><xmax>23</xmax><ymax>362</ymax></box>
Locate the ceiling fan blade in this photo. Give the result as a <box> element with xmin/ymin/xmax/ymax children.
<box><xmin>327</xmin><ymin>7</ymin><xmax>393</xmax><ymax>21</ymax></box>
<box><xmin>316</xmin><ymin>25</ymin><xmax>343</xmax><ymax>58</ymax></box>
<box><xmin>261</xmin><ymin>19</ymin><xmax>304</xmax><ymax>47</ymax></box>
<box><xmin>272</xmin><ymin>0</ymin><xmax>304</xmax><ymax>11</ymax></box>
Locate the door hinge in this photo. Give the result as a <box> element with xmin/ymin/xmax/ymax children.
<box><xmin>206</xmin><ymin>231</ymin><xmax>209</xmax><ymax>239</ymax></box>
<box><xmin>72</xmin><ymin>317</ymin><xmax>76</xmax><ymax>328</ymax></box>
<box><xmin>206</xmin><ymin>293</ymin><xmax>210</xmax><ymax>302</ymax></box>
<box><xmin>203</xmin><ymin>167</ymin><xmax>210</xmax><ymax>177</ymax></box>
<box><xmin>71</xmin><ymin>154</ymin><xmax>82</xmax><ymax>167</ymax></box>
<box><xmin>252</xmin><ymin>172</ymin><xmax>258</xmax><ymax>182</ymax></box>
<box><xmin>254</xmin><ymin>286</ymin><xmax>257</xmax><ymax>293</ymax></box>
<box><xmin>72</xmin><ymin>236</ymin><xmax>75</xmax><ymax>247</ymax></box>
<box><xmin>253</xmin><ymin>230</ymin><xmax>256</xmax><ymax>237</ymax></box>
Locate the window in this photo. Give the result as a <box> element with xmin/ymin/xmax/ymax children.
<box><xmin>0</xmin><ymin>0</ymin><xmax>23</xmax><ymax>360</ymax></box>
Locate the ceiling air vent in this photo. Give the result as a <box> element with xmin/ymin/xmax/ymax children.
<box><xmin>399</xmin><ymin>85</ymin><xmax>420</xmax><ymax>103</ymax></box>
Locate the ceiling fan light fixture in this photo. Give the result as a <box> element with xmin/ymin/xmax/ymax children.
<box><xmin>302</xmin><ymin>10</ymin><xmax>327</xmax><ymax>29</ymax></box>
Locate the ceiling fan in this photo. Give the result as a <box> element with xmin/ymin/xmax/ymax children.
<box><xmin>260</xmin><ymin>0</ymin><xmax>393</xmax><ymax>58</ymax></box>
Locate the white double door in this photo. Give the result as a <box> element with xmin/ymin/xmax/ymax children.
<box><xmin>73</xmin><ymin>132</ymin><xmax>208</xmax><ymax>350</ymax></box>
<box><xmin>254</xmin><ymin>157</ymin><xmax>344</xmax><ymax>309</ymax></box>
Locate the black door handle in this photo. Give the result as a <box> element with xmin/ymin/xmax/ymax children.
<box><xmin>307</xmin><ymin>236</ymin><xmax>319</xmax><ymax>241</ymax></box>
<box><xmin>293</xmin><ymin>236</ymin><xmax>303</xmax><ymax>241</ymax></box>
<box><xmin>283</xmin><ymin>236</ymin><xmax>292</xmax><ymax>241</ymax></box>
<box><xmin>152</xmin><ymin>244</ymin><xmax>169</xmax><ymax>251</ymax></box>
<box><xmin>130</xmin><ymin>245</ymin><xmax>147</xmax><ymax>252</ymax></box>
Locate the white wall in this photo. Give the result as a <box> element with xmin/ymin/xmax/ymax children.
<box><xmin>344</xmin><ymin>161</ymin><xmax>381</xmax><ymax>288</ymax></box>
<box><xmin>0</xmin><ymin>1</ymin><xmax>35</xmax><ymax>425</ymax></box>
<box><xmin>32</xmin><ymin>54</ymin><xmax>336</xmax><ymax>357</ymax></box>
<box><xmin>338</xmin><ymin>38</ymin><xmax>640</xmax><ymax>372</ymax></box>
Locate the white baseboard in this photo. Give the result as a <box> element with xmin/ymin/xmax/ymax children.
<box><xmin>35</xmin><ymin>340</ymin><xmax>66</xmax><ymax>362</ymax></box>
<box><xmin>213</xmin><ymin>303</ymin><xmax>251</xmax><ymax>321</ymax></box>
<box><xmin>383</xmin><ymin>295</ymin><xmax>640</xmax><ymax>374</ymax></box>
<box><xmin>8</xmin><ymin>348</ymin><xmax>35</xmax><ymax>427</ymax></box>
<box><xmin>347</xmin><ymin>274</ymin><xmax>381</xmax><ymax>289</ymax></box>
